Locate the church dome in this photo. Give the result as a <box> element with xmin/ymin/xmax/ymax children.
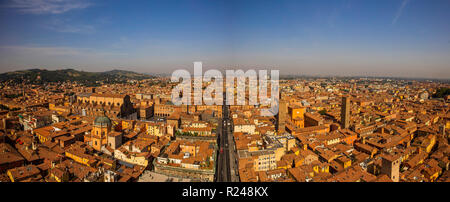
<box><xmin>94</xmin><ymin>111</ymin><xmax>111</xmax><ymax>127</ymax></box>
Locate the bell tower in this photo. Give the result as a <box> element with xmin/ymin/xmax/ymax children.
<box><xmin>91</xmin><ymin>109</ymin><xmax>112</xmax><ymax>151</ymax></box>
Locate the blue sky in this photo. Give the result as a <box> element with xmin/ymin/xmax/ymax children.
<box><xmin>0</xmin><ymin>0</ymin><xmax>449</xmax><ymax>78</ymax></box>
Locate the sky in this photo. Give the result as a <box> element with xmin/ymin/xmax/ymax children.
<box><xmin>0</xmin><ymin>0</ymin><xmax>449</xmax><ymax>79</ymax></box>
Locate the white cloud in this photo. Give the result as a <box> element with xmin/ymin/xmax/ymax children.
<box><xmin>7</xmin><ymin>0</ymin><xmax>91</xmax><ymax>14</ymax></box>
<box><xmin>45</xmin><ymin>18</ymin><xmax>95</xmax><ymax>34</ymax></box>
<box><xmin>392</xmin><ymin>0</ymin><xmax>410</xmax><ymax>25</ymax></box>
<box><xmin>0</xmin><ymin>45</ymin><xmax>127</xmax><ymax>57</ymax></box>
<box><xmin>0</xmin><ymin>45</ymin><xmax>129</xmax><ymax>72</ymax></box>
<box><xmin>1</xmin><ymin>45</ymin><xmax>83</xmax><ymax>55</ymax></box>
<box><xmin>52</xmin><ymin>24</ymin><xmax>95</xmax><ymax>33</ymax></box>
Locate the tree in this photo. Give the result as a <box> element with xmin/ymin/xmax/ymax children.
<box><xmin>433</xmin><ymin>88</ymin><xmax>450</xmax><ymax>98</ymax></box>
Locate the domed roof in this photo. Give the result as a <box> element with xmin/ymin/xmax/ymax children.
<box><xmin>94</xmin><ymin>111</ymin><xmax>111</xmax><ymax>127</ymax></box>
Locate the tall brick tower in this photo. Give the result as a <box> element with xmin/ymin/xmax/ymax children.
<box><xmin>277</xmin><ymin>99</ymin><xmax>287</xmax><ymax>134</ymax></box>
<box><xmin>341</xmin><ymin>96</ymin><xmax>350</xmax><ymax>129</ymax></box>
<box><xmin>381</xmin><ymin>155</ymin><xmax>400</xmax><ymax>182</ymax></box>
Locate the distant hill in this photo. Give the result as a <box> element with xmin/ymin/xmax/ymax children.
<box><xmin>0</xmin><ymin>69</ymin><xmax>154</xmax><ymax>85</ymax></box>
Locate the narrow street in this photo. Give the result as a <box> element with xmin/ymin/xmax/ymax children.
<box><xmin>215</xmin><ymin>92</ymin><xmax>238</xmax><ymax>182</ymax></box>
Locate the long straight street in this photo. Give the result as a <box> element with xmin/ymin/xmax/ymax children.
<box><xmin>216</xmin><ymin>92</ymin><xmax>238</xmax><ymax>182</ymax></box>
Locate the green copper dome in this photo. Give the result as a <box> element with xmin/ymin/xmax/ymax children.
<box><xmin>94</xmin><ymin>111</ymin><xmax>111</xmax><ymax>127</ymax></box>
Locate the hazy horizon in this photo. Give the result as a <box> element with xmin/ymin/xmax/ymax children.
<box><xmin>1</xmin><ymin>0</ymin><xmax>449</xmax><ymax>79</ymax></box>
